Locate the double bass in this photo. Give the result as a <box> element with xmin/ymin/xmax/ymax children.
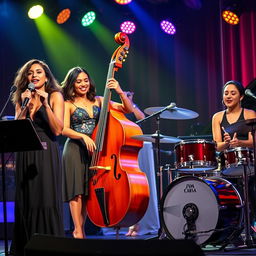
<box><xmin>86</xmin><ymin>32</ymin><xmax>150</xmax><ymax>228</ymax></box>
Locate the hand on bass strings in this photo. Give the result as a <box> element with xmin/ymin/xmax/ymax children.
<box><xmin>106</xmin><ymin>78</ymin><xmax>124</xmax><ymax>95</ymax></box>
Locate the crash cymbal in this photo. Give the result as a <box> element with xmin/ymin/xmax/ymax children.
<box><xmin>224</xmin><ymin>118</ymin><xmax>256</xmax><ymax>134</ymax></box>
<box><xmin>131</xmin><ymin>133</ymin><xmax>181</xmax><ymax>143</ymax></box>
<box><xmin>144</xmin><ymin>106</ymin><xmax>199</xmax><ymax>120</ymax></box>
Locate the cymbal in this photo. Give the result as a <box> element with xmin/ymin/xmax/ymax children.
<box><xmin>224</xmin><ymin>118</ymin><xmax>256</xmax><ymax>134</ymax></box>
<box><xmin>131</xmin><ymin>133</ymin><xmax>181</xmax><ymax>143</ymax></box>
<box><xmin>144</xmin><ymin>106</ymin><xmax>199</xmax><ymax>120</ymax></box>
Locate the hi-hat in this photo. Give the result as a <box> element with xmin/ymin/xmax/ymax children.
<box><xmin>224</xmin><ymin>118</ymin><xmax>256</xmax><ymax>134</ymax></box>
<box><xmin>131</xmin><ymin>133</ymin><xmax>181</xmax><ymax>143</ymax></box>
<box><xmin>144</xmin><ymin>106</ymin><xmax>199</xmax><ymax>120</ymax></box>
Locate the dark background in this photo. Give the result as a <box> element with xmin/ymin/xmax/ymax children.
<box><xmin>1</xmin><ymin>0</ymin><xmax>256</xmax><ymax>173</ymax></box>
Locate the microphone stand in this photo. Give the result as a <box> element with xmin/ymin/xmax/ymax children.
<box><xmin>0</xmin><ymin>87</ymin><xmax>16</xmax><ymax>255</ymax></box>
<box><xmin>0</xmin><ymin>88</ymin><xmax>15</xmax><ymax>119</ymax></box>
<box><xmin>136</xmin><ymin>103</ymin><xmax>176</xmax><ymax>239</ymax></box>
<box><xmin>136</xmin><ymin>103</ymin><xmax>176</xmax><ymax>125</ymax></box>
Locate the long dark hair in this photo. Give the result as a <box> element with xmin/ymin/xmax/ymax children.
<box><xmin>61</xmin><ymin>67</ymin><xmax>96</xmax><ymax>102</ymax></box>
<box><xmin>12</xmin><ymin>59</ymin><xmax>62</xmax><ymax>104</ymax></box>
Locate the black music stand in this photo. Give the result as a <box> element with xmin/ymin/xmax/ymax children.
<box><xmin>0</xmin><ymin>119</ymin><xmax>44</xmax><ymax>255</ymax></box>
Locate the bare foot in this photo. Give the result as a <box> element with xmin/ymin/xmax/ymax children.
<box><xmin>126</xmin><ymin>225</ymin><xmax>139</xmax><ymax>237</ymax></box>
<box><xmin>73</xmin><ymin>231</ymin><xmax>84</xmax><ymax>239</ymax></box>
<box><xmin>131</xmin><ymin>230</ymin><xmax>138</xmax><ymax>237</ymax></box>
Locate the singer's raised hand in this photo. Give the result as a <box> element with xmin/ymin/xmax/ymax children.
<box><xmin>35</xmin><ymin>89</ymin><xmax>49</xmax><ymax>107</ymax></box>
<box><xmin>21</xmin><ymin>89</ymin><xmax>32</xmax><ymax>107</ymax></box>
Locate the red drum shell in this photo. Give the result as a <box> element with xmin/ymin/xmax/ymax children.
<box><xmin>220</xmin><ymin>147</ymin><xmax>254</xmax><ymax>177</ymax></box>
<box><xmin>175</xmin><ymin>139</ymin><xmax>217</xmax><ymax>172</ymax></box>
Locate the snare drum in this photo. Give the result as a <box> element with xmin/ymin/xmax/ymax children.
<box><xmin>221</xmin><ymin>147</ymin><xmax>254</xmax><ymax>177</ymax></box>
<box><xmin>160</xmin><ymin>176</ymin><xmax>243</xmax><ymax>246</ymax></box>
<box><xmin>174</xmin><ymin>139</ymin><xmax>217</xmax><ymax>173</ymax></box>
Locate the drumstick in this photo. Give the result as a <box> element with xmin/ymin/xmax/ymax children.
<box><xmin>222</xmin><ymin>126</ymin><xmax>228</xmax><ymax>134</ymax></box>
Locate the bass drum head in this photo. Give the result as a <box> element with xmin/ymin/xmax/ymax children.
<box><xmin>160</xmin><ymin>176</ymin><xmax>219</xmax><ymax>245</ymax></box>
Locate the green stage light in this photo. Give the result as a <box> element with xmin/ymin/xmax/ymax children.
<box><xmin>81</xmin><ymin>11</ymin><xmax>96</xmax><ymax>27</ymax></box>
<box><xmin>28</xmin><ymin>5</ymin><xmax>44</xmax><ymax>19</ymax></box>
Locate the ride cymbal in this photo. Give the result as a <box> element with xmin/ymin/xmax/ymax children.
<box><xmin>144</xmin><ymin>106</ymin><xmax>199</xmax><ymax>120</ymax></box>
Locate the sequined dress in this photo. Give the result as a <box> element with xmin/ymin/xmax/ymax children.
<box><xmin>62</xmin><ymin>105</ymin><xmax>100</xmax><ymax>202</ymax></box>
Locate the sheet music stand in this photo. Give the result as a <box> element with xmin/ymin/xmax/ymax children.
<box><xmin>0</xmin><ymin>119</ymin><xmax>44</xmax><ymax>255</ymax></box>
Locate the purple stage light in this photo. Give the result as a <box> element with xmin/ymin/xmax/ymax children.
<box><xmin>160</xmin><ymin>20</ymin><xmax>176</xmax><ymax>35</ymax></box>
<box><xmin>120</xmin><ymin>21</ymin><xmax>136</xmax><ymax>34</ymax></box>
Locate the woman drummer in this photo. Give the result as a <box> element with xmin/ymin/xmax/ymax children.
<box><xmin>212</xmin><ymin>80</ymin><xmax>256</xmax><ymax>151</ymax></box>
<box><xmin>212</xmin><ymin>80</ymin><xmax>256</xmax><ymax>242</ymax></box>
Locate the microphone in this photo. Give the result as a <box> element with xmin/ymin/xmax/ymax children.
<box><xmin>21</xmin><ymin>82</ymin><xmax>35</xmax><ymax>109</ymax></box>
<box><xmin>166</xmin><ymin>102</ymin><xmax>176</xmax><ymax>110</ymax></box>
<box><xmin>245</xmin><ymin>89</ymin><xmax>256</xmax><ymax>100</ymax></box>
<box><xmin>0</xmin><ymin>85</ymin><xmax>17</xmax><ymax>119</ymax></box>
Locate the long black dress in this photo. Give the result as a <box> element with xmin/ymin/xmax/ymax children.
<box><xmin>12</xmin><ymin>103</ymin><xmax>64</xmax><ymax>256</ymax></box>
<box><xmin>62</xmin><ymin>105</ymin><xmax>100</xmax><ymax>202</ymax></box>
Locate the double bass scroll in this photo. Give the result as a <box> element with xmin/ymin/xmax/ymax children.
<box><xmin>86</xmin><ymin>32</ymin><xmax>150</xmax><ymax>228</ymax></box>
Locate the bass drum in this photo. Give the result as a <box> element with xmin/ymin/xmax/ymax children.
<box><xmin>160</xmin><ymin>176</ymin><xmax>243</xmax><ymax>246</ymax></box>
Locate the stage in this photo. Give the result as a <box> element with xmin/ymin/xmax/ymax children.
<box><xmin>1</xmin><ymin>233</ymin><xmax>256</xmax><ymax>256</ymax></box>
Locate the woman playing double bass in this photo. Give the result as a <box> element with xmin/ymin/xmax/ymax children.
<box><xmin>61</xmin><ymin>66</ymin><xmax>133</xmax><ymax>238</ymax></box>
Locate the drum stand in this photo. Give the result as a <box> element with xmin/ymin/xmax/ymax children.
<box><xmin>136</xmin><ymin>103</ymin><xmax>177</xmax><ymax>240</ymax></box>
<box><xmin>222</xmin><ymin>157</ymin><xmax>255</xmax><ymax>251</ymax></box>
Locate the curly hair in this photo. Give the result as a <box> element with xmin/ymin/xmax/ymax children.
<box><xmin>61</xmin><ymin>67</ymin><xmax>96</xmax><ymax>102</ymax></box>
<box><xmin>12</xmin><ymin>59</ymin><xmax>62</xmax><ymax>104</ymax></box>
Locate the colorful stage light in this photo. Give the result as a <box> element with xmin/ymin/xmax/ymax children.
<box><xmin>222</xmin><ymin>10</ymin><xmax>239</xmax><ymax>25</ymax></box>
<box><xmin>81</xmin><ymin>11</ymin><xmax>96</xmax><ymax>27</ymax></box>
<box><xmin>222</xmin><ymin>0</ymin><xmax>242</xmax><ymax>25</ymax></box>
<box><xmin>115</xmin><ymin>0</ymin><xmax>132</xmax><ymax>5</ymax></box>
<box><xmin>56</xmin><ymin>8</ymin><xmax>71</xmax><ymax>24</ymax></box>
<box><xmin>160</xmin><ymin>20</ymin><xmax>176</xmax><ymax>35</ymax></box>
<box><xmin>120</xmin><ymin>21</ymin><xmax>136</xmax><ymax>34</ymax></box>
<box><xmin>28</xmin><ymin>5</ymin><xmax>44</xmax><ymax>19</ymax></box>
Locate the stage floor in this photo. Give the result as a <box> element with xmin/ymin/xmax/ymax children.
<box><xmin>1</xmin><ymin>234</ymin><xmax>256</xmax><ymax>256</ymax></box>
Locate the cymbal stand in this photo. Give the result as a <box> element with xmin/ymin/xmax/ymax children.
<box><xmin>225</xmin><ymin>120</ymin><xmax>256</xmax><ymax>251</ymax></box>
<box><xmin>136</xmin><ymin>103</ymin><xmax>176</xmax><ymax>239</ymax></box>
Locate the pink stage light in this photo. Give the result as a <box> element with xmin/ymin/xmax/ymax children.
<box><xmin>160</xmin><ymin>20</ymin><xmax>176</xmax><ymax>35</ymax></box>
<box><xmin>120</xmin><ymin>21</ymin><xmax>136</xmax><ymax>34</ymax></box>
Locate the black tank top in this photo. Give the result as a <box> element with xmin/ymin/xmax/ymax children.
<box><xmin>220</xmin><ymin>108</ymin><xmax>248</xmax><ymax>141</ymax></box>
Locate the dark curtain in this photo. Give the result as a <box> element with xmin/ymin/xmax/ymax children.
<box><xmin>221</xmin><ymin>0</ymin><xmax>256</xmax><ymax>87</ymax></box>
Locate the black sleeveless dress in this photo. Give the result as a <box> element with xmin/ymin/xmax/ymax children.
<box><xmin>220</xmin><ymin>108</ymin><xmax>248</xmax><ymax>141</ymax></box>
<box><xmin>12</xmin><ymin>101</ymin><xmax>64</xmax><ymax>256</ymax></box>
<box><xmin>62</xmin><ymin>105</ymin><xmax>100</xmax><ymax>202</ymax></box>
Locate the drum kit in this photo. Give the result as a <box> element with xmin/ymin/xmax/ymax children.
<box><xmin>132</xmin><ymin>103</ymin><xmax>256</xmax><ymax>249</ymax></box>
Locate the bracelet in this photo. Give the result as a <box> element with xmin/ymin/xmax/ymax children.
<box><xmin>133</xmin><ymin>104</ymin><xmax>137</xmax><ymax>108</ymax></box>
